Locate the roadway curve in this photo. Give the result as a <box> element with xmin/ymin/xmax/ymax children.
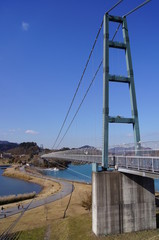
<box><xmin>0</xmin><ymin>177</ymin><xmax>74</xmax><ymax>219</ymax></box>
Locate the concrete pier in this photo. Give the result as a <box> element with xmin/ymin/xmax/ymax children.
<box><xmin>92</xmin><ymin>171</ymin><xmax>156</xmax><ymax>236</ymax></box>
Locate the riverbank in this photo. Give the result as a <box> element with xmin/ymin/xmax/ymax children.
<box><xmin>2</xmin><ymin>166</ymin><xmax>61</xmax><ymax>209</ymax></box>
<box><xmin>2</xmin><ymin>166</ymin><xmax>159</xmax><ymax>239</ymax></box>
<box><xmin>1</xmin><ymin>178</ymin><xmax>159</xmax><ymax>240</ymax></box>
<box><xmin>0</xmin><ymin>158</ymin><xmax>10</xmax><ymax>166</ymax></box>
<box><xmin>0</xmin><ymin>179</ymin><xmax>91</xmax><ymax>232</ymax></box>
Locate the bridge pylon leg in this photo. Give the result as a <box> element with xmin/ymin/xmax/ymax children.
<box><xmin>101</xmin><ymin>14</ymin><xmax>141</xmax><ymax>170</ymax></box>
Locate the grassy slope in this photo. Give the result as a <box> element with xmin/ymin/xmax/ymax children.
<box><xmin>2</xmin><ymin>167</ymin><xmax>159</xmax><ymax>240</ymax></box>
<box><xmin>19</xmin><ymin>227</ymin><xmax>45</xmax><ymax>240</ymax></box>
<box><xmin>18</xmin><ymin>213</ymin><xmax>159</xmax><ymax>240</ymax></box>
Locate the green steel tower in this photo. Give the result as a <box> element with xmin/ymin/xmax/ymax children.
<box><xmin>102</xmin><ymin>14</ymin><xmax>141</xmax><ymax>169</ymax></box>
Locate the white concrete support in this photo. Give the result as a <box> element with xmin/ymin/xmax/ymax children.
<box><xmin>92</xmin><ymin>171</ymin><xmax>156</xmax><ymax>236</ymax></box>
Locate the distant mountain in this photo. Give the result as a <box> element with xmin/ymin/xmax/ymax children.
<box><xmin>109</xmin><ymin>146</ymin><xmax>152</xmax><ymax>155</ymax></box>
<box><xmin>79</xmin><ymin>145</ymin><xmax>95</xmax><ymax>149</ymax></box>
<box><xmin>0</xmin><ymin>141</ymin><xmax>19</xmax><ymax>152</ymax></box>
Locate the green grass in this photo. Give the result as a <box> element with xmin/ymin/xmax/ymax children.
<box><xmin>18</xmin><ymin>227</ymin><xmax>45</xmax><ymax>240</ymax></box>
<box><xmin>50</xmin><ymin>214</ymin><xmax>159</xmax><ymax>240</ymax></box>
<box><xmin>12</xmin><ymin>213</ymin><xmax>159</xmax><ymax>240</ymax></box>
<box><xmin>50</xmin><ymin>214</ymin><xmax>94</xmax><ymax>240</ymax></box>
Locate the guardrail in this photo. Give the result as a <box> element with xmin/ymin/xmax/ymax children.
<box><xmin>110</xmin><ymin>155</ymin><xmax>159</xmax><ymax>173</ymax></box>
<box><xmin>42</xmin><ymin>150</ymin><xmax>159</xmax><ymax>174</ymax></box>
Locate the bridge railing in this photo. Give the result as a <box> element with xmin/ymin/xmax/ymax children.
<box><xmin>109</xmin><ymin>141</ymin><xmax>159</xmax><ymax>157</ymax></box>
<box><xmin>112</xmin><ymin>155</ymin><xmax>159</xmax><ymax>173</ymax></box>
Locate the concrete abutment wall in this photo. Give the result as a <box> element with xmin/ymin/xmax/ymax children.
<box><xmin>92</xmin><ymin>171</ymin><xmax>156</xmax><ymax>236</ymax></box>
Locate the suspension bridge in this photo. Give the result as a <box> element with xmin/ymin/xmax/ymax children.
<box><xmin>42</xmin><ymin>145</ymin><xmax>159</xmax><ymax>181</ymax></box>
<box><xmin>1</xmin><ymin>0</ymin><xmax>157</xmax><ymax>238</ymax></box>
<box><xmin>42</xmin><ymin>0</ymin><xmax>158</xmax><ymax>236</ymax></box>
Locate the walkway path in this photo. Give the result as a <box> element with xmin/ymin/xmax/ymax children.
<box><xmin>0</xmin><ymin>176</ymin><xmax>74</xmax><ymax>219</ymax></box>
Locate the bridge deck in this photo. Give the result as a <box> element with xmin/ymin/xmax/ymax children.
<box><xmin>42</xmin><ymin>149</ymin><xmax>159</xmax><ymax>177</ymax></box>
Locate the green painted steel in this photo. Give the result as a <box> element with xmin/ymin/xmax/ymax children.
<box><xmin>109</xmin><ymin>75</ymin><xmax>130</xmax><ymax>83</ymax></box>
<box><xmin>122</xmin><ymin>17</ymin><xmax>141</xmax><ymax>151</ymax></box>
<box><xmin>102</xmin><ymin>14</ymin><xmax>109</xmax><ymax>169</ymax></box>
<box><xmin>102</xmin><ymin>14</ymin><xmax>141</xmax><ymax>170</ymax></box>
<box><xmin>109</xmin><ymin>41</ymin><xmax>126</xmax><ymax>49</ymax></box>
<box><xmin>108</xmin><ymin>116</ymin><xmax>135</xmax><ymax>124</ymax></box>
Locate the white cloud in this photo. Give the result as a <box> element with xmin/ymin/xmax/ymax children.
<box><xmin>22</xmin><ymin>22</ymin><xmax>29</xmax><ymax>31</ymax></box>
<box><xmin>25</xmin><ymin>130</ymin><xmax>38</xmax><ymax>135</ymax></box>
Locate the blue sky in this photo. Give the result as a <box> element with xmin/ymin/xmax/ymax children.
<box><xmin>0</xmin><ymin>0</ymin><xmax>159</xmax><ymax>149</ymax></box>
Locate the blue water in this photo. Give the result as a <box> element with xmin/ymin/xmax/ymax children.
<box><xmin>43</xmin><ymin>164</ymin><xmax>92</xmax><ymax>183</ymax></box>
<box><xmin>0</xmin><ymin>168</ymin><xmax>42</xmax><ymax>197</ymax></box>
<box><xmin>1</xmin><ymin>164</ymin><xmax>159</xmax><ymax>196</ymax></box>
<box><xmin>155</xmin><ymin>179</ymin><xmax>159</xmax><ymax>192</ymax></box>
<box><xmin>43</xmin><ymin>164</ymin><xmax>159</xmax><ymax>191</ymax></box>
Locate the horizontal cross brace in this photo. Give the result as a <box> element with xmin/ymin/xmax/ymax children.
<box><xmin>109</xmin><ymin>116</ymin><xmax>135</xmax><ymax>124</ymax></box>
<box><xmin>109</xmin><ymin>41</ymin><xmax>126</xmax><ymax>49</ymax></box>
<box><xmin>109</xmin><ymin>75</ymin><xmax>130</xmax><ymax>83</ymax></box>
<box><xmin>108</xmin><ymin>15</ymin><xmax>123</xmax><ymax>23</ymax></box>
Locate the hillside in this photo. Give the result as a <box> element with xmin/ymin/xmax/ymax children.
<box><xmin>0</xmin><ymin>141</ymin><xmax>19</xmax><ymax>152</ymax></box>
<box><xmin>8</xmin><ymin>142</ymin><xmax>40</xmax><ymax>155</ymax></box>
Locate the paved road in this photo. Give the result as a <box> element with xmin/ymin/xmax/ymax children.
<box><xmin>0</xmin><ymin>177</ymin><xmax>74</xmax><ymax>219</ymax></box>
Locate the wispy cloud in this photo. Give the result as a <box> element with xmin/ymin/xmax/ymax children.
<box><xmin>22</xmin><ymin>21</ymin><xmax>29</xmax><ymax>31</ymax></box>
<box><xmin>25</xmin><ymin>130</ymin><xmax>38</xmax><ymax>135</ymax></box>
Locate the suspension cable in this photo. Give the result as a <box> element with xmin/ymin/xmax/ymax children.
<box><xmin>109</xmin><ymin>0</ymin><xmax>152</xmax><ymax>47</ymax></box>
<box><xmin>106</xmin><ymin>0</ymin><xmax>123</xmax><ymax>14</ymax></box>
<box><xmin>52</xmin><ymin>21</ymin><xmax>103</xmax><ymax>149</ymax></box>
<box><xmin>52</xmin><ymin>0</ymin><xmax>125</xmax><ymax>149</ymax></box>
<box><xmin>0</xmin><ymin>197</ymin><xmax>34</xmax><ymax>240</ymax></box>
<box><xmin>112</xmin><ymin>23</ymin><xmax>122</xmax><ymax>41</ymax></box>
<box><xmin>56</xmin><ymin>61</ymin><xmax>103</xmax><ymax>148</ymax></box>
<box><xmin>56</xmin><ymin>8</ymin><xmax>125</xmax><ymax>148</ymax></box>
<box><xmin>52</xmin><ymin>159</ymin><xmax>91</xmax><ymax>180</ymax></box>
<box><xmin>123</xmin><ymin>0</ymin><xmax>151</xmax><ymax>17</ymax></box>
<box><xmin>53</xmin><ymin>0</ymin><xmax>152</xmax><ymax>149</ymax></box>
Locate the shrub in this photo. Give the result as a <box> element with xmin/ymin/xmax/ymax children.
<box><xmin>0</xmin><ymin>192</ymin><xmax>36</xmax><ymax>205</ymax></box>
<box><xmin>81</xmin><ymin>192</ymin><xmax>92</xmax><ymax>211</ymax></box>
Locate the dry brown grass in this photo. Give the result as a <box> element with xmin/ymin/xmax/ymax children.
<box><xmin>3</xmin><ymin>167</ymin><xmax>32</xmax><ymax>181</ymax></box>
<box><xmin>1</xmin><ymin>170</ymin><xmax>159</xmax><ymax>240</ymax></box>
<box><xmin>0</xmin><ymin>182</ymin><xmax>91</xmax><ymax>234</ymax></box>
<box><xmin>0</xmin><ymin>192</ymin><xmax>36</xmax><ymax>205</ymax></box>
<box><xmin>1</xmin><ymin>165</ymin><xmax>93</xmax><ymax>237</ymax></box>
<box><xmin>2</xmin><ymin>182</ymin><xmax>159</xmax><ymax>240</ymax></box>
<box><xmin>0</xmin><ymin>158</ymin><xmax>10</xmax><ymax>165</ymax></box>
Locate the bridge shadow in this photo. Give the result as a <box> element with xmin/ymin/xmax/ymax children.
<box><xmin>0</xmin><ymin>230</ymin><xmax>22</xmax><ymax>239</ymax></box>
<box><xmin>123</xmin><ymin>173</ymin><xmax>159</xmax><ymax>228</ymax></box>
<box><xmin>123</xmin><ymin>173</ymin><xmax>155</xmax><ymax>195</ymax></box>
<box><xmin>156</xmin><ymin>212</ymin><xmax>159</xmax><ymax>228</ymax></box>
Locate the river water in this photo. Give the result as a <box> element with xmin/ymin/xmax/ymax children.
<box><xmin>43</xmin><ymin>164</ymin><xmax>92</xmax><ymax>183</ymax></box>
<box><xmin>1</xmin><ymin>164</ymin><xmax>159</xmax><ymax>196</ymax></box>
<box><xmin>42</xmin><ymin>163</ymin><xmax>159</xmax><ymax>191</ymax></box>
<box><xmin>0</xmin><ymin>168</ymin><xmax>41</xmax><ymax>197</ymax></box>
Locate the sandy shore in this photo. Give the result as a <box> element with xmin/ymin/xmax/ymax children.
<box><xmin>0</xmin><ymin>165</ymin><xmax>92</xmax><ymax>234</ymax></box>
<box><xmin>2</xmin><ymin>166</ymin><xmax>61</xmax><ymax>209</ymax></box>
